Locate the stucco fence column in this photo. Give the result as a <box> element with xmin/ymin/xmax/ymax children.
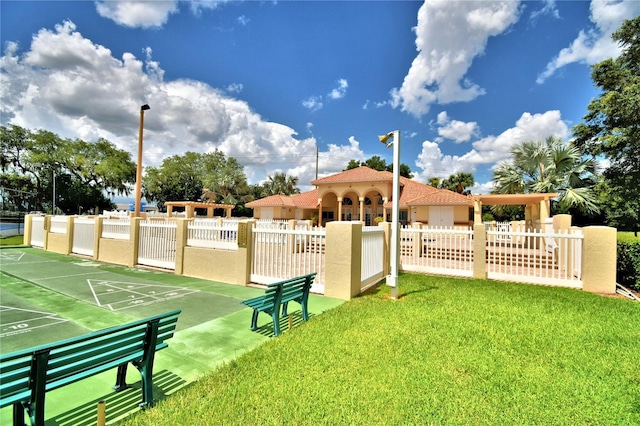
<box><xmin>581</xmin><ymin>226</ymin><xmax>617</xmax><ymax>294</ymax></box>
<box><xmin>473</xmin><ymin>223</ymin><xmax>487</xmax><ymax>279</ymax></box>
<box><xmin>324</xmin><ymin>221</ymin><xmax>362</xmax><ymax>300</ymax></box>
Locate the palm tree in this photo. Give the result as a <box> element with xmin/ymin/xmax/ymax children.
<box><xmin>492</xmin><ymin>136</ymin><xmax>599</xmax><ymax>214</ymax></box>
<box><xmin>263</xmin><ymin>172</ymin><xmax>300</xmax><ymax>196</ymax></box>
<box><xmin>441</xmin><ymin>172</ymin><xmax>474</xmax><ymax>195</ymax></box>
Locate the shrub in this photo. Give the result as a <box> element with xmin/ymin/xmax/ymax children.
<box><xmin>617</xmin><ymin>239</ymin><xmax>640</xmax><ymax>291</ymax></box>
<box><xmin>373</xmin><ymin>216</ymin><xmax>384</xmax><ymax>224</ymax></box>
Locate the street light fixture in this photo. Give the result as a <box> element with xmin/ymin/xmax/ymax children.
<box><xmin>134</xmin><ymin>104</ymin><xmax>150</xmax><ymax>218</ymax></box>
<box><xmin>379</xmin><ymin>130</ymin><xmax>401</xmax><ymax>300</ymax></box>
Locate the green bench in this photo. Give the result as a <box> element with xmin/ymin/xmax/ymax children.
<box><xmin>0</xmin><ymin>309</ymin><xmax>181</xmax><ymax>426</ymax></box>
<box><xmin>241</xmin><ymin>273</ymin><xmax>316</xmax><ymax>336</ymax></box>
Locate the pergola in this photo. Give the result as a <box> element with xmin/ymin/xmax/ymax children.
<box><xmin>164</xmin><ymin>201</ymin><xmax>234</xmax><ymax>218</ymax></box>
<box><xmin>471</xmin><ymin>193</ymin><xmax>559</xmax><ymax>228</ymax></box>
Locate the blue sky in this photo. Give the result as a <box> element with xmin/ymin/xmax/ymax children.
<box><xmin>1</xmin><ymin>0</ymin><xmax>639</xmax><ymax>194</ymax></box>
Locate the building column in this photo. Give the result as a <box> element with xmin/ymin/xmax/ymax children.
<box><xmin>317</xmin><ymin>198</ymin><xmax>323</xmax><ymax>227</ymax></box>
<box><xmin>167</xmin><ymin>205</ymin><xmax>174</xmax><ymax>218</ymax></box>
<box><xmin>473</xmin><ymin>199</ymin><xmax>482</xmax><ymax>224</ymax></box>
<box><xmin>337</xmin><ymin>197</ymin><xmax>343</xmax><ymax>222</ymax></box>
<box><xmin>359</xmin><ymin>197</ymin><xmax>365</xmax><ymax>222</ymax></box>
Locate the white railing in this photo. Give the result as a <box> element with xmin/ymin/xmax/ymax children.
<box><xmin>102</xmin><ymin>218</ymin><xmax>130</xmax><ymax>240</ymax></box>
<box><xmin>361</xmin><ymin>227</ymin><xmax>384</xmax><ymax>291</ymax></box>
<box><xmin>486</xmin><ymin>228</ymin><xmax>583</xmax><ymax>288</ymax></box>
<box><xmin>251</xmin><ymin>227</ymin><xmax>326</xmax><ymax>293</ymax></box>
<box><xmin>138</xmin><ymin>220</ymin><xmax>177</xmax><ymax>269</ymax></box>
<box><xmin>187</xmin><ymin>220</ymin><xmax>238</xmax><ymax>250</ymax></box>
<box><xmin>400</xmin><ymin>226</ymin><xmax>474</xmax><ymax>277</ymax></box>
<box><xmin>31</xmin><ymin>216</ymin><xmax>45</xmax><ymax>248</ymax></box>
<box><xmin>49</xmin><ymin>216</ymin><xmax>67</xmax><ymax>234</ymax></box>
<box><xmin>255</xmin><ymin>219</ymin><xmax>289</xmax><ymax>229</ymax></box>
<box><xmin>72</xmin><ymin>217</ymin><xmax>95</xmax><ymax>256</ymax></box>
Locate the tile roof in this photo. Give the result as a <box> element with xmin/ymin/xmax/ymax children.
<box><xmin>245</xmin><ymin>189</ymin><xmax>319</xmax><ymax>209</ymax></box>
<box><xmin>311</xmin><ymin>166</ymin><xmax>394</xmax><ymax>185</ymax></box>
<box><xmin>247</xmin><ymin>167</ymin><xmax>471</xmax><ymax>209</ymax></box>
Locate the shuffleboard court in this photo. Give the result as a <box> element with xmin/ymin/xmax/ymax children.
<box><xmin>0</xmin><ymin>248</ymin><xmax>249</xmax><ymax>347</ymax></box>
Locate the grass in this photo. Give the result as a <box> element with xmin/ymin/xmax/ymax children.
<box><xmin>0</xmin><ymin>235</ymin><xmax>24</xmax><ymax>246</ymax></box>
<box><xmin>121</xmin><ymin>274</ymin><xmax>640</xmax><ymax>425</ymax></box>
<box><xmin>618</xmin><ymin>231</ymin><xmax>640</xmax><ymax>242</ymax></box>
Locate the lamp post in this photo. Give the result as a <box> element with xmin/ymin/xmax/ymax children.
<box><xmin>134</xmin><ymin>104</ymin><xmax>150</xmax><ymax>218</ymax></box>
<box><xmin>379</xmin><ymin>130</ymin><xmax>401</xmax><ymax>300</ymax></box>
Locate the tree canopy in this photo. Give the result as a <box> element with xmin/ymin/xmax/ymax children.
<box><xmin>261</xmin><ymin>172</ymin><xmax>300</xmax><ymax>196</ymax></box>
<box><xmin>572</xmin><ymin>16</ymin><xmax>640</xmax><ymax>232</ymax></box>
<box><xmin>1</xmin><ymin>125</ymin><xmax>134</xmax><ymax>214</ymax></box>
<box><xmin>143</xmin><ymin>150</ymin><xmax>253</xmax><ymax>212</ymax></box>
<box><xmin>492</xmin><ymin>136</ymin><xmax>599</xmax><ymax>215</ymax></box>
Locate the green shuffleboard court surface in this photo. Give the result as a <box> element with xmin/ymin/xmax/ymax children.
<box><xmin>0</xmin><ymin>247</ymin><xmax>343</xmax><ymax>425</ymax></box>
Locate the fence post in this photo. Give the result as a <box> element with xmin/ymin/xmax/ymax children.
<box><xmin>43</xmin><ymin>215</ymin><xmax>51</xmax><ymax>250</ymax></box>
<box><xmin>324</xmin><ymin>221</ymin><xmax>362</xmax><ymax>300</ymax></box>
<box><xmin>581</xmin><ymin>226</ymin><xmax>616</xmax><ymax>294</ymax></box>
<box><xmin>412</xmin><ymin>222</ymin><xmax>422</xmax><ymax>261</ymax></box>
<box><xmin>473</xmin><ymin>223</ymin><xmax>487</xmax><ymax>279</ymax></box>
<box><xmin>23</xmin><ymin>214</ymin><xmax>33</xmax><ymax>246</ymax></box>
<box><xmin>380</xmin><ymin>222</ymin><xmax>391</xmax><ymax>277</ymax></box>
<box><xmin>288</xmin><ymin>220</ymin><xmax>297</xmax><ymax>253</ymax></box>
<box><xmin>553</xmin><ymin>214</ymin><xmax>572</xmax><ymax>274</ymax></box>
<box><xmin>93</xmin><ymin>216</ymin><xmax>103</xmax><ymax>261</ymax></box>
<box><xmin>239</xmin><ymin>219</ymin><xmax>255</xmax><ymax>285</ymax></box>
<box><xmin>174</xmin><ymin>218</ymin><xmax>189</xmax><ymax>275</ymax></box>
<box><xmin>130</xmin><ymin>217</ymin><xmax>142</xmax><ymax>268</ymax></box>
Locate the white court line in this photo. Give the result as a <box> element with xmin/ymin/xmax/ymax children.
<box><xmin>87</xmin><ymin>279</ymin><xmax>103</xmax><ymax>307</ymax></box>
<box><xmin>0</xmin><ymin>305</ymin><xmax>57</xmax><ymax>316</ymax></box>
<box><xmin>2</xmin><ymin>260</ymin><xmax>57</xmax><ymax>265</ymax></box>
<box><xmin>37</xmin><ymin>271</ymin><xmax>109</xmax><ymax>281</ymax></box>
<box><xmin>1</xmin><ymin>315</ymin><xmax>66</xmax><ymax>327</ymax></box>
<box><xmin>100</xmin><ymin>283</ymin><xmax>181</xmax><ymax>301</ymax></box>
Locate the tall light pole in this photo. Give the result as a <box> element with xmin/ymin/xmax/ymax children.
<box><xmin>379</xmin><ymin>130</ymin><xmax>401</xmax><ymax>300</ymax></box>
<box><xmin>134</xmin><ymin>104</ymin><xmax>150</xmax><ymax>218</ymax></box>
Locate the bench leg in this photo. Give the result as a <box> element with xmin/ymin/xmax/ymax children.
<box><xmin>272</xmin><ymin>311</ymin><xmax>281</xmax><ymax>336</ymax></box>
<box><xmin>281</xmin><ymin>301</ymin><xmax>289</xmax><ymax>317</ymax></box>
<box><xmin>250</xmin><ymin>309</ymin><xmax>259</xmax><ymax>331</ymax></box>
<box><xmin>301</xmin><ymin>300</ymin><xmax>309</xmax><ymax>321</ymax></box>
<box><xmin>113</xmin><ymin>363</ymin><xmax>131</xmax><ymax>392</ymax></box>
<box><xmin>13</xmin><ymin>402</ymin><xmax>25</xmax><ymax>426</ymax></box>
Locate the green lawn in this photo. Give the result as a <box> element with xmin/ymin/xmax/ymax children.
<box><xmin>121</xmin><ymin>274</ymin><xmax>640</xmax><ymax>425</ymax></box>
<box><xmin>0</xmin><ymin>235</ymin><xmax>24</xmax><ymax>246</ymax></box>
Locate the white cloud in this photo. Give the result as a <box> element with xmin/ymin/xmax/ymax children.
<box><xmin>0</xmin><ymin>20</ymin><xmax>363</xmax><ymax>193</ymax></box>
<box><xmin>226</xmin><ymin>83</ymin><xmax>244</xmax><ymax>94</ymax></box>
<box><xmin>95</xmin><ymin>0</ymin><xmax>180</xmax><ymax>28</ymax></box>
<box><xmin>530</xmin><ymin>0</ymin><xmax>559</xmax><ymax>24</ymax></box>
<box><xmin>391</xmin><ymin>0</ymin><xmax>521</xmax><ymax>118</ymax></box>
<box><xmin>413</xmin><ymin>110</ymin><xmax>569</xmax><ymax>185</ymax></box>
<box><xmin>302</xmin><ymin>78</ymin><xmax>348</xmax><ymax>111</ymax></box>
<box><xmin>328</xmin><ymin>78</ymin><xmax>348</xmax><ymax>100</ymax></box>
<box><xmin>537</xmin><ymin>0</ymin><xmax>640</xmax><ymax>84</ymax></box>
<box><xmin>435</xmin><ymin>111</ymin><xmax>479</xmax><ymax>143</ymax></box>
<box><xmin>302</xmin><ymin>96</ymin><xmax>323</xmax><ymax>112</ymax></box>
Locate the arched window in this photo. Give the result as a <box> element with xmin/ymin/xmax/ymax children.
<box><xmin>364</xmin><ymin>197</ymin><xmax>372</xmax><ymax>205</ymax></box>
<box><xmin>342</xmin><ymin>197</ymin><xmax>353</xmax><ymax>205</ymax></box>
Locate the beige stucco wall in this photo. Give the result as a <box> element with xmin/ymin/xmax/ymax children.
<box><xmin>182</xmin><ymin>246</ymin><xmax>249</xmax><ymax>285</ymax></box>
<box><xmin>324</xmin><ymin>221</ymin><xmax>362</xmax><ymax>299</ymax></box>
<box><xmin>582</xmin><ymin>226</ymin><xmax>617</xmax><ymax>294</ymax></box>
<box><xmin>97</xmin><ymin>238</ymin><xmax>134</xmax><ymax>267</ymax></box>
<box><xmin>46</xmin><ymin>232</ymin><xmax>71</xmax><ymax>254</ymax></box>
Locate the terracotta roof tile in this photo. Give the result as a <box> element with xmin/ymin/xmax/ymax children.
<box><xmin>245</xmin><ymin>189</ymin><xmax>319</xmax><ymax>209</ymax></box>
<box><xmin>311</xmin><ymin>166</ymin><xmax>393</xmax><ymax>185</ymax></box>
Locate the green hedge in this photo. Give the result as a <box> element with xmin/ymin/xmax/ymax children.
<box><xmin>617</xmin><ymin>240</ymin><xmax>640</xmax><ymax>291</ymax></box>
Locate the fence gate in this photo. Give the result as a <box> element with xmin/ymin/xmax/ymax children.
<box><xmin>250</xmin><ymin>227</ymin><xmax>326</xmax><ymax>293</ymax></box>
<box><xmin>138</xmin><ymin>221</ymin><xmax>177</xmax><ymax>270</ymax></box>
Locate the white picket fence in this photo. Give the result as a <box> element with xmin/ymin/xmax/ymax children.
<box><xmin>102</xmin><ymin>218</ymin><xmax>130</xmax><ymax>240</ymax></box>
<box><xmin>361</xmin><ymin>227</ymin><xmax>385</xmax><ymax>291</ymax></box>
<box><xmin>138</xmin><ymin>220</ymin><xmax>177</xmax><ymax>269</ymax></box>
<box><xmin>400</xmin><ymin>226</ymin><xmax>475</xmax><ymax>278</ymax></box>
<box><xmin>187</xmin><ymin>220</ymin><xmax>238</xmax><ymax>250</ymax></box>
<box><xmin>31</xmin><ymin>216</ymin><xmax>45</xmax><ymax>248</ymax></box>
<box><xmin>49</xmin><ymin>216</ymin><xmax>68</xmax><ymax>234</ymax></box>
<box><xmin>72</xmin><ymin>217</ymin><xmax>95</xmax><ymax>256</ymax></box>
<box><xmin>486</xmin><ymin>228</ymin><xmax>583</xmax><ymax>287</ymax></box>
<box><xmin>250</xmin><ymin>227</ymin><xmax>326</xmax><ymax>293</ymax></box>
